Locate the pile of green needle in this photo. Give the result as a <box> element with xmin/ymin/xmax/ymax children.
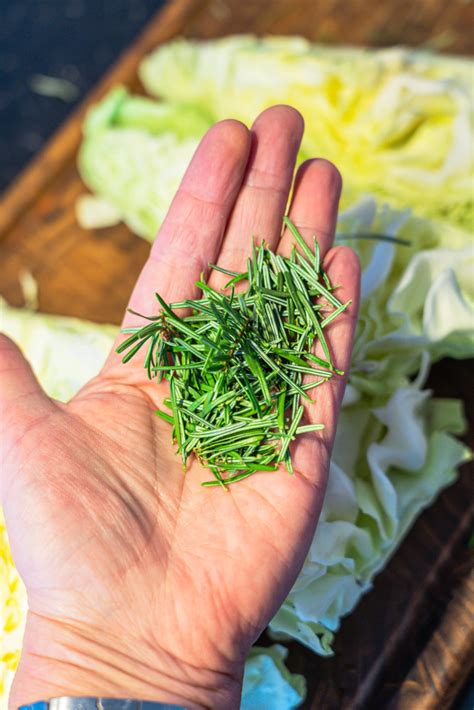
<box><xmin>117</xmin><ymin>218</ymin><xmax>351</xmax><ymax>487</ymax></box>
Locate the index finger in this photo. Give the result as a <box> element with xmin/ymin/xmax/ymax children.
<box><xmin>105</xmin><ymin>119</ymin><xmax>250</xmax><ymax>370</ymax></box>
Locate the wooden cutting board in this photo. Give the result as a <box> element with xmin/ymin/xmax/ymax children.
<box><xmin>1</xmin><ymin>1</ymin><xmax>473</xmax><ymax>708</ymax></box>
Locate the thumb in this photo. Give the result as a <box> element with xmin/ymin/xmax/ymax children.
<box><xmin>0</xmin><ymin>333</ymin><xmax>53</xmax><ymax>496</ymax></box>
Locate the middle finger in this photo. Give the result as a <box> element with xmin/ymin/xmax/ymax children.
<box><xmin>209</xmin><ymin>105</ymin><xmax>304</xmax><ymax>290</ymax></box>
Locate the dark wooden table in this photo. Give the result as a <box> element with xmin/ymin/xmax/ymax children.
<box><xmin>1</xmin><ymin>1</ymin><xmax>473</xmax><ymax>707</ymax></box>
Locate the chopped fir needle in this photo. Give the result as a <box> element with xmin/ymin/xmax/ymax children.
<box><xmin>118</xmin><ymin>217</ymin><xmax>349</xmax><ymax>487</ymax></box>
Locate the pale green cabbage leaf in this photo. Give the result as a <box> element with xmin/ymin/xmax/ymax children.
<box><xmin>78</xmin><ymin>87</ymin><xmax>210</xmax><ymax>239</ymax></box>
<box><xmin>269</xmin><ymin>387</ymin><xmax>469</xmax><ymax>653</ymax></box>
<box><xmin>336</xmin><ymin>198</ymin><xmax>474</xmax><ymax>397</ymax></box>
<box><xmin>387</xmin><ymin>246</ymin><xmax>474</xmax><ymax>359</ymax></box>
<box><xmin>241</xmin><ymin>645</ymin><xmax>306</xmax><ymax>709</ymax></box>
<box><xmin>78</xmin><ymin>38</ymin><xmax>473</xmax><ymax>239</ymax></box>
<box><xmin>0</xmin><ymin>299</ymin><xmax>116</xmax><ymax>402</ymax></box>
<box><xmin>139</xmin><ymin>36</ymin><xmax>473</xmax><ymax>229</ymax></box>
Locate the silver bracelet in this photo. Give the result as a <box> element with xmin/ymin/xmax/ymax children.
<box><xmin>19</xmin><ymin>699</ymin><xmax>188</xmax><ymax>710</ymax></box>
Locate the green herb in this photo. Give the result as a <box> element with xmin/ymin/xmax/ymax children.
<box><xmin>336</xmin><ymin>232</ymin><xmax>411</xmax><ymax>246</ymax></box>
<box><xmin>118</xmin><ymin>218</ymin><xmax>350</xmax><ymax>486</ymax></box>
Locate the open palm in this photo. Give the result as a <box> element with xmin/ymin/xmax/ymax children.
<box><xmin>1</xmin><ymin>107</ymin><xmax>359</xmax><ymax>709</ymax></box>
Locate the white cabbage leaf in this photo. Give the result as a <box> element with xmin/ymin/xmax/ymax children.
<box><xmin>270</xmin><ymin>387</ymin><xmax>469</xmax><ymax>653</ymax></box>
<box><xmin>0</xmin><ymin>299</ymin><xmax>116</xmax><ymax>402</ymax></box>
<box><xmin>139</xmin><ymin>36</ymin><xmax>473</xmax><ymax>229</ymax></box>
<box><xmin>387</xmin><ymin>246</ymin><xmax>474</xmax><ymax>359</ymax></box>
<box><xmin>336</xmin><ymin>198</ymin><xmax>474</xmax><ymax>395</ymax></box>
<box><xmin>78</xmin><ymin>87</ymin><xmax>210</xmax><ymax>239</ymax></box>
<box><xmin>241</xmin><ymin>645</ymin><xmax>306</xmax><ymax>709</ymax></box>
<box><xmin>75</xmin><ymin>194</ymin><xmax>121</xmax><ymax>230</ymax></box>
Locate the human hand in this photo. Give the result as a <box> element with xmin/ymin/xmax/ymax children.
<box><xmin>0</xmin><ymin>106</ymin><xmax>360</xmax><ymax>709</ymax></box>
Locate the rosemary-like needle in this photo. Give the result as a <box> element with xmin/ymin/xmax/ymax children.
<box><xmin>118</xmin><ymin>217</ymin><xmax>350</xmax><ymax>486</ymax></box>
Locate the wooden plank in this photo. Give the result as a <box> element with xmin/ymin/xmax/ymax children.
<box><xmin>288</xmin><ymin>464</ymin><xmax>473</xmax><ymax>710</ymax></box>
<box><xmin>0</xmin><ymin>0</ymin><xmax>208</xmax><ymax>322</ymax></box>
<box><xmin>387</xmin><ymin>569</ymin><xmax>474</xmax><ymax>710</ymax></box>
<box><xmin>0</xmin><ymin>0</ymin><xmax>207</xmax><ymax>239</ymax></box>
<box><xmin>1</xmin><ymin>1</ymin><xmax>473</xmax><ymax>707</ymax></box>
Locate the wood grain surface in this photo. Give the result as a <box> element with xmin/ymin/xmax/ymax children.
<box><xmin>0</xmin><ymin>1</ymin><xmax>473</xmax><ymax>708</ymax></box>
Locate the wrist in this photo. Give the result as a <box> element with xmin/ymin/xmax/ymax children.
<box><xmin>9</xmin><ymin>612</ymin><xmax>244</xmax><ymax>710</ymax></box>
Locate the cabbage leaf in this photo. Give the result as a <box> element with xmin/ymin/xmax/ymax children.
<box><xmin>242</xmin><ymin>645</ymin><xmax>305</xmax><ymax>709</ymax></box>
<box><xmin>140</xmin><ymin>36</ymin><xmax>473</xmax><ymax>229</ymax></box>
<box><xmin>78</xmin><ymin>87</ymin><xmax>210</xmax><ymax>239</ymax></box>
<box><xmin>269</xmin><ymin>387</ymin><xmax>469</xmax><ymax>653</ymax></box>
